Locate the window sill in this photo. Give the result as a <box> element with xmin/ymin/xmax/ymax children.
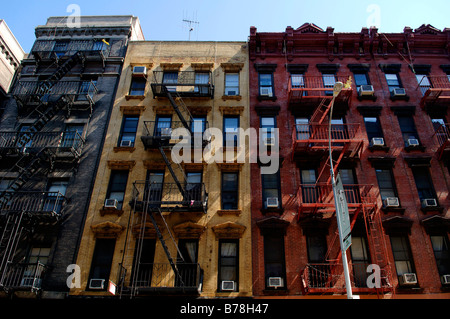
<box><xmin>381</xmin><ymin>206</ymin><xmax>406</xmax><ymax>214</ymax></box>
<box><xmin>260</xmin><ymin>207</ymin><xmax>284</xmax><ymax>215</ymax></box>
<box><xmin>125</xmin><ymin>94</ymin><xmax>145</xmax><ymax>101</ymax></box>
<box><xmin>222</xmin><ymin>95</ymin><xmax>242</xmax><ymax>101</ymax></box>
<box><xmin>257</xmin><ymin>95</ymin><xmax>277</xmax><ymax>102</ymax></box>
<box><xmin>217</xmin><ymin>209</ymin><xmax>241</xmax><ymax>216</ymax></box>
<box><xmin>368</xmin><ymin>145</ymin><xmax>390</xmax><ymax>153</ymax></box>
<box><xmin>421</xmin><ymin>205</ymin><xmax>444</xmax><ymax>214</ymax></box>
<box><xmin>262</xmin><ymin>288</ymin><xmax>289</xmax><ymax>295</ymax></box>
<box><xmin>113</xmin><ymin>146</ymin><xmax>136</xmax><ymax>153</ymax></box>
<box><xmin>357</xmin><ymin>94</ymin><xmax>378</xmax><ymax>102</ymax></box>
<box><xmin>404</xmin><ymin>145</ymin><xmax>426</xmax><ymax>152</ymax></box>
<box><xmin>99</xmin><ymin>207</ymin><xmax>124</xmax><ymax>217</ymax></box>
<box><xmin>390</xmin><ymin>94</ymin><xmax>410</xmax><ymax>102</ymax></box>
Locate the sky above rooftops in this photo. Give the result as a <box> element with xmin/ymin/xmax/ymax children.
<box><xmin>2</xmin><ymin>0</ymin><xmax>448</xmax><ymax>53</ymax></box>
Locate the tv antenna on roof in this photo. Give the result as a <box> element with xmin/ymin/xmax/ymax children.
<box><xmin>182</xmin><ymin>11</ymin><xmax>199</xmax><ymax>41</ymax></box>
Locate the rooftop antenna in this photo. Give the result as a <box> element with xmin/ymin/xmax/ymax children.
<box><xmin>182</xmin><ymin>11</ymin><xmax>199</xmax><ymax>41</ymax></box>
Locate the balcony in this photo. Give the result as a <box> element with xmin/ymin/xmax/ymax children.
<box><xmin>417</xmin><ymin>75</ymin><xmax>450</xmax><ymax>109</ymax></box>
<box><xmin>119</xmin><ymin>263</ymin><xmax>203</xmax><ymax>296</ymax></box>
<box><xmin>297</xmin><ymin>183</ymin><xmax>376</xmax><ymax>216</ymax></box>
<box><xmin>150</xmin><ymin>71</ymin><xmax>214</xmax><ymax>99</ymax></box>
<box><xmin>130</xmin><ymin>181</ymin><xmax>208</xmax><ymax>213</ymax></box>
<box><xmin>0</xmin><ymin>262</ymin><xmax>48</xmax><ymax>292</ymax></box>
<box><xmin>12</xmin><ymin>80</ymin><xmax>98</xmax><ymax>113</ymax></box>
<box><xmin>288</xmin><ymin>75</ymin><xmax>353</xmax><ymax>108</ymax></box>
<box><xmin>30</xmin><ymin>40</ymin><xmax>108</xmax><ymax>63</ymax></box>
<box><xmin>433</xmin><ymin>123</ymin><xmax>450</xmax><ymax>160</ymax></box>
<box><xmin>301</xmin><ymin>262</ymin><xmax>392</xmax><ymax>295</ymax></box>
<box><xmin>292</xmin><ymin>123</ymin><xmax>363</xmax><ymax>158</ymax></box>
<box><xmin>0</xmin><ymin>191</ymin><xmax>67</xmax><ymax>219</ymax></box>
<box><xmin>141</xmin><ymin>121</ymin><xmax>209</xmax><ymax>150</ymax></box>
<box><xmin>0</xmin><ymin>131</ymin><xmax>85</xmax><ymax>161</ymax></box>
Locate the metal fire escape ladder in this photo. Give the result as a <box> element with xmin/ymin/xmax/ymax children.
<box><xmin>0</xmin><ymin>211</ymin><xmax>26</xmax><ymax>286</ymax></box>
<box><xmin>0</xmin><ymin>51</ymin><xmax>85</xmax><ymax>202</ymax></box>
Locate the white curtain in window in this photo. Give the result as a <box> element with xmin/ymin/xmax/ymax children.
<box><xmin>431</xmin><ymin>236</ymin><xmax>444</xmax><ymax>251</ymax></box>
<box><xmin>185</xmin><ymin>242</ymin><xmax>197</xmax><ymax>263</ymax></box>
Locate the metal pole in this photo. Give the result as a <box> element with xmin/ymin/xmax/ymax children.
<box><xmin>328</xmin><ymin>82</ymin><xmax>354</xmax><ymax>299</ymax></box>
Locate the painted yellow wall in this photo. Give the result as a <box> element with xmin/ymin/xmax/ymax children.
<box><xmin>71</xmin><ymin>41</ymin><xmax>251</xmax><ymax>298</ymax></box>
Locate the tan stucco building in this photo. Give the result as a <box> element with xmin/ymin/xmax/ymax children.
<box><xmin>71</xmin><ymin>41</ymin><xmax>251</xmax><ymax>298</ymax></box>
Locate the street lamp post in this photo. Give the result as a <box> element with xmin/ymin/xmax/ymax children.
<box><xmin>328</xmin><ymin>82</ymin><xmax>357</xmax><ymax>300</ymax></box>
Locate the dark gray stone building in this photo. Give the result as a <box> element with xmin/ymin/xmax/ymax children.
<box><xmin>0</xmin><ymin>15</ymin><xmax>144</xmax><ymax>299</ymax></box>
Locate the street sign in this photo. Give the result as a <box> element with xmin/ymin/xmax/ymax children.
<box><xmin>334</xmin><ymin>173</ymin><xmax>352</xmax><ymax>251</ymax></box>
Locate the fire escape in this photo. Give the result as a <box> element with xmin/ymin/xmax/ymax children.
<box><xmin>118</xmin><ymin>70</ymin><xmax>211</xmax><ymax>297</ymax></box>
<box><xmin>417</xmin><ymin>75</ymin><xmax>450</xmax><ymax>161</ymax></box>
<box><xmin>0</xmin><ymin>40</ymin><xmax>103</xmax><ymax>293</ymax></box>
<box><xmin>289</xmin><ymin>76</ymin><xmax>395</xmax><ymax>297</ymax></box>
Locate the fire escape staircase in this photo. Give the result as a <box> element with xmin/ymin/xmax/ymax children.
<box><xmin>127</xmin><ymin>86</ymin><xmax>204</xmax><ymax>297</ymax></box>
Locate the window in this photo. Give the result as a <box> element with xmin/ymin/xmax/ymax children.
<box><xmin>339</xmin><ymin>168</ymin><xmax>360</xmax><ymax>204</ymax></box>
<box><xmin>62</xmin><ymin>124</ymin><xmax>84</xmax><ymax>148</ymax></box>
<box><xmin>264</xmin><ymin>234</ymin><xmax>286</xmax><ymax>289</ymax></box>
<box><xmin>194</xmin><ymin>72</ymin><xmax>210</xmax><ymax>94</ymax></box>
<box><xmin>411</xmin><ymin>167</ymin><xmax>436</xmax><ymax>202</ymax></box>
<box><xmin>186</xmin><ymin>172</ymin><xmax>202</xmax><ymax>202</ymax></box>
<box><xmin>191</xmin><ymin>117</ymin><xmax>206</xmax><ymax>136</ymax></box>
<box><xmin>106</xmin><ymin>170</ymin><xmax>129</xmax><ymax>210</ymax></box>
<box><xmin>375</xmin><ymin>169</ymin><xmax>398</xmax><ymax>203</ymax></box>
<box><xmin>262</xmin><ymin>171</ymin><xmax>281</xmax><ymax>209</ymax></box>
<box><xmin>163</xmin><ymin>72</ymin><xmax>178</xmax><ymax>92</ymax></box>
<box><xmin>295</xmin><ymin>118</ymin><xmax>310</xmax><ymax>140</ymax></box>
<box><xmin>145</xmin><ymin>171</ymin><xmax>164</xmax><ymax>203</ymax></box>
<box><xmin>398</xmin><ymin>116</ymin><xmax>420</xmax><ymax>147</ymax></box>
<box><xmin>88</xmin><ymin>238</ymin><xmax>116</xmax><ymax>290</ymax></box>
<box><xmin>430</xmin><ymin>235</ymin><xmax>450</xmax><ymax>278</ymax></box>
<box><xmin>53</xmin><ymin>41</ymin><xmax>69</xmax><ymax>57</ymax></box>
<box><xmin>354</xmin><ymin>73</ymin><xmax>370</xmax><ymax>86</ymax></box>
<box><xmin>218</xmin><ymin>240</ymin><xmax>239</xmax><ymax>291</ymax></box>
<box><xmin>221</xmin><ymin>172</ymin><xmax>238</xmax><ymax>210</ymax></box>
<box><xmin>78</xmin><ymin>79</ymin><xmax>97</xmax><ymax>101</ymax></box>
<box><xmin>131</xmin><ymin>239</ymin><xmax>156</xmax><ymax>287</ymax></box>
<box><xmin>259</xmin><ymin>73</ymin><xmax>273</xmax><ymax>97</ymax></box>
<box><xmin>129</xmin><ymin>77</ymin><xmax>146</xmax><ymax>96</ymax></box>
<box><xmin>225</xmin><ymin>73</ymin><xmax>239</xmax><ymax>96</ymax></box>
<box><xmin>364</xmin><ymin>117</ymin><xmax>384</xmax><ymax>146</ymax></box>
<box><xmin>223</xmin><ymin>116</ymin><xmax>239</xmax><ymax>147</ymax></box>
<box><xmin>176</xmin><ymin>239</ymin><xmax>198</xmax><ymax>287</ymax></box>
<box><xmin>390</xmin><ymin>235</ymin><xmax>416</xmax><ymax>280</ymax></box>
<box><xmin>306</xmin><ymin>235</ymin><xmax>328</xmax><ymax>288</ymax></box>
<box><xmin>45</xmin><ymin>180</ymin><xmax>68</xmax><ymax>213</ymax></box>
<box><xmin>416</xmin><ymin>74</ymin><xmax>431</xmax><ymax>96</ymax></box>
<box><xmin>350</xmin><ymin>236</ymin><xmax>371</xmax><ymax>287</ymax></box>
<box><xmin>22</xmin><ymin>246</ymin><xmax>51</xmax><ymax>287</ymax></box>
<box><xmin>291</xmin><ymin>74</ymin><xmax>305</xmax><ymax>89</ymax></box>
<box><xmin>119</xmin><ymin>116</ymin><xmax>139</xmax><ymax>147</ymax></box>
<box><xmin>431</xmin><ymin>117</ymin><xmax>447</xmax><ymax>144</ymax></box>
<box><xmin>155</xmin><ymin>116</ymin><xmax>172</xmax><ymax>137</ymax></box>
<box><xmin>322</xmin><ymin>73</ymin><xmax>336</xmax><ymax>95</ymax></box>
<box><xmin>385</xmin><ymin>73</ymin><xmax>402</xmax><ymax>92</ymax></box>
<box><xmin>260</xmin><ymin>117</ymin><xmax>275</xmax><ymax>144</ymax></box>
<box><xmin>300</xmin><ymin>169</ymin><xmax>317</xmax><ymax>204</ymax></box>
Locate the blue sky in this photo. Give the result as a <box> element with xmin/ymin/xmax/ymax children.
<box><xmin>2</xmin><ymin>0</ymin><xmax>448</xmax><ymax>52</ymax></box>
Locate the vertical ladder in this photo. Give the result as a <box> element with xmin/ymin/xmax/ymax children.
<box><xmin>0</xmin><ymin>211</ymin><xmax>26</xmax><ymax>285</ymax></box>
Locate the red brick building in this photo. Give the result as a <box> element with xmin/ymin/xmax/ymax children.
<box><xmin>249</xmin><ymin>23</ymin><xmax>450</xmax><ymax>299</ymax></box>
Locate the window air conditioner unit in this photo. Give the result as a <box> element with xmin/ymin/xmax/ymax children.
<box><xmin>266</xmin><ymin>197</ymin><xmax>279</xmax><ymax>208</ymax></box>
<box><xmin>441</xmin><ymin>275</ymin><xmax>450</xmax><ymax>285</ymax></box>
<box><xmin>89</xmin><ymin>279</ymin><xmax>105</xmax><ymax>290</ymax></box>
<box><xmin>221</xmin><ymin>281</ymin><xmax>235</xmax><ymax>291</ymax></box>
<box><xmin>359</xmin><ymin>85</ymin><xmax>374</xmax><ymax>96</ymax></box>
<box><xmin>160</xmin><ymin>127</ymin><xmax>172</xmax><ymax>138</ymax></box>
<box><xmin>132</xmin><ymin>66</ymin><xmax>147</xmax><ymax>76</ymax></box>
<box><xmin>422</xmin><ymin>198</ymin><xmax>437</xmax><ymax>208</ymax></box>
<box><xmin>371</xmin><ymin>137</ymin><xmax>385</xmax><ymax>146</ymax></box>
<box><xmin>384</xmin><ymin>197</ymin><xmax>400</xmax><ymax>208</ymax></box>
<box><xmin>264</xmin><ymin>137</ymin><xmax>275</xmax><ymax>146</ymax></box>
<box><xmin>407</xmin><ymin>139</ymin><xmax>420</xmax><ymax>147</ymax></box>
<box><xmin>104</xmin><ymin>199</ymin><xmax>118</xmax><ymax>209</ymax></box>
<box><xmin>260</xmin><ymin>88</ymin><xmax>273</xmax><ymax>97</ymax></box>
<box><xmin>393</xmin><ymin>88</ymin><xmax>406</xmax><ymax>96</ymax></box>
<box><xmin>268</xmin><ymin>277</ymin><xmax>283</xmax><ymax>288</ymax></box>
<box><xmin>120</xmin><ymin>140</ymin><xmax>133</xmax><ymax>147</ymax></box>
<box><xmin>399</xmin><ymin>273</ymin><xmax>417</xmax><ymax>286</ymax></box>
